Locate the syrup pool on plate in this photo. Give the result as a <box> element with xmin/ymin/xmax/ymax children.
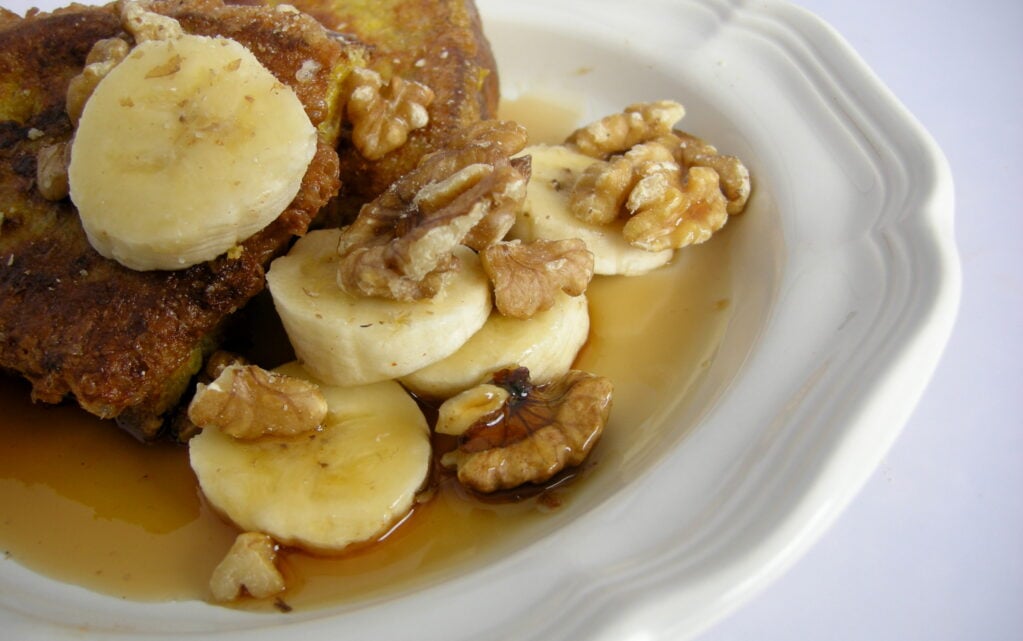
<box><xmin>0</xmin><ymin>93</ymin><xmax>737</xmax><ymax>610</ymax></box>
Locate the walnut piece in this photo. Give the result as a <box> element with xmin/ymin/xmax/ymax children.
<box><xmin>565</xmin><ymin>100</ymin><xmax>685</xmax><ymax>159</ymax></box>
<box><xmin>209</xmin><ymin>532</ymin><xmax>285</xmax><ymax>602</ymax></box>
<box><xmin>121</xmin><ymin>0</ymin><xmax>184</xmax><ymax>43</ymax></box>
<box><xmin>65</xmin><ymin>37</ymin><xmax>130</xmax><ymax>127</ymax></box>
<box><xmin>481</xmin><ymin>238</ymin><xmax>594</xmax><ymax>319</ymax></box>
<box><xmin>563</xmin><ymin>123</ymin><xmax>740</xmax><ymax>252</ymax></box>
<box><xmin>336</xmin><ymin>120</ymin><xmax>530</xmax><ymax>301</ymax></box>
<box><xmin>203</xmin><ymin>350</ymin><xmax>249</xmax><ymax>381</ymax></box>
<box><xmin>623</xmin><ymin>165</ymin><xmax>727</xmax><ymax>251</ymax></box>
<box><xmin>440</xmin><ymin>367</ymin><xmax>613</xmax><ymax>493</ymax></box>
<box><xmin>621</xmin><ymin>141</ymin><xmax>686</xmax><ymax>225</ymax></box>
<box><xmin>568</xmin><ymin>156</ymin><xmax>636</xmax><ymax>225</ymax></box>
<box><xmin>187</xmin><ymin>364</ymin><xmax>327</xmax><ymax>440</ymax></box>
<box><xmin>35</xmin><ymin>141</ymin><xmax>71</xmax><ymax>201</ymax></box>
<box><xmin>566</xmin><ymin>139</ymin><xmax>688</xmax><ymax>230</ymax></box>
<box><xmin>462</xmin><ymin>154</ymin><xmax>532</xmax><ymax>251</ymax></box>
<box><xmin>670</xmin><ymin>131</ymin><xmax>751</xmax><ymax>215</ymax></box>
<box><xmin>560</xmin><ymin>105</ymin><xmax>751</xmax><ymax>248</ymax></box>
<box><xmin>347</xmin><ymin>67</ymin><xmax>435</xmax><ymax>161</ymax></box>
<box><xmin>435</xmin><ymin>383</ymin><xmax>510</xmax><ymax>436</ymax></box>
<box><xmin>170</xmin><ymin>351</ymin><xmax>248</xmax><ymax>442</ymax></box>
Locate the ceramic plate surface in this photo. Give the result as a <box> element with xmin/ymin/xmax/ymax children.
<box><xmin>0</xmin><ymin>0</ymin><xmax>959</xmax><ymax>639</ymax></box>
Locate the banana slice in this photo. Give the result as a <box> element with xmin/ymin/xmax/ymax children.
<box><xmin>267</xmin><ymin>229</ymin><xmax>492</xmax><ymax>386</ymax></box>
<box><xmin>69</xmin><ymin>33</ymin><xmax>317</xmax><ymax>271</ymax></box>
<box><xmin>400</xmin><ymin>290</ymin><xmax>589</xmax><ymax>399</ymax></box>
<box><xmin>188</xmin><ymin>363</ymin><xmax>431</xmax><ymax>553</ymax></box>
<box><xmin>510</xmin><ymin>145</ymin><xmax>674</xmax><ymax>276</ymax></box>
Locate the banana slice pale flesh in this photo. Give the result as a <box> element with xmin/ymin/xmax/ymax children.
<box><xmin>266</xmin><ymin>229</ymin><xmax>493</xmax><ymax>387</ymax></box>
<box><xmin>69</xmin><ymin>33</ymin><xmax>317</xmax><ymax>271</ymax></box>
<box><xmin>401</xmin><ymin>290</ymin><xmax>590</xmax><ymax>400</ymax></box>
<box><xmin>510</xmin><ymin>145</ymin><xmax>674</xmax><ymax>276</ymax></box>
<box><xmin>188</xmin><ymin>362</ymin><xmax>431</xmax><ymax>553</ymax></box>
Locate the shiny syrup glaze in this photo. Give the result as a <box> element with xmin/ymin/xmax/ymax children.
<box><xmin>0</xmin><ymin>95</ymin><xmax>736</xmax><ymax>610</ymax></box>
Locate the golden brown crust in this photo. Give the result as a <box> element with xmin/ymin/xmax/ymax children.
<box><xmin>0</xmin><ymin>0</ymin><xmax>351</xmax><ymax>438</ymax></box>
<box><xmin>241</xmin><ymin>0</ymin><xmax>501</xmax><ymax>210</ymax></box>
<box><xmin>160</xmin><ymin>0</ymin><xmax>364</xmax><ymax>131</ymax></box>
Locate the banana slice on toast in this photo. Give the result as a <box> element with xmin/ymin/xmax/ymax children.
<box><xmin>70</xmin><ymin>32</ymin><xmax>317</xmax><ymax>271</ymax></box>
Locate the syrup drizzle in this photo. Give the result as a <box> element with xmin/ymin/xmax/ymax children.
<box><xmin>0</xmin><ymin>94</ymin><xmax>736</xmax><ymax>610</ymax></box>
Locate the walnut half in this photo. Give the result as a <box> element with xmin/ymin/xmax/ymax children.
<box><xmin>481</xmin><ymin>238</ymin><xmax>594</xmax><ymax>319</ymax></box>
<box><xmin>209</xmin><ymin>532</ymin><xmax>286</xmax><ymax>602</ymax></box>
<box><xmin>565</xmin><ymin>132</ymin><xmax>741</xmax><ymax>252</ymax></box>
<box><xmin>65</xmin><ymin>36</ymin><xmax>131</xmax><ymax>127</ymax></box>
<box><xmin>336</xmin><ymin>120</ymin><xmax>530</xmax><ymax>301</ymax></box>
<box><xmin>623</xmin><ymin>165</ymin><xmax>727</xmax><ymax>251</ymax></box>
<box><xmin>566</xmin><ymin>100</ymin><xmax>685</xmax><ymax>159</ymax></box>
<box><xmin>557</xmin><ymin>102</ymin><xmax>752</xmax><ymax>254</ymax></box>
<box><xmin>661</xmin><ymin>131</ymin><xmax>751</xmax><ymax>215</ymax></box>
<box><xmin>346</xmin><ymin>67</ymin><xmax>435</xmax><ymax>161</ymax></box>
<box><xmin>187</xmin><ymin>364</ymin><xmax>327</xmax><ymax>440</ymax></box>
<box><xmin>440</xmin><ymin>367</ymin><xmax>613</xmax><ymax>493</ymax></box>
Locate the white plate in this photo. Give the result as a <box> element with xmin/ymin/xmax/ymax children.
<box><xmin>0</xmin><ymin>0</ymin><xmax>959</xmax><ymax>639</ymax></box>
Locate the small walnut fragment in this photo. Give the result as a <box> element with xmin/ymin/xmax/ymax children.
<box><xmin>566</xmin><ymin>100</ymin><xmax>685</xmax><ymax>159</ymax></box>
<box><xmin>568</xmin><ymin>155</ymin><xmax>636</xmax><ymax>225</ymax></box>
<box><xmin>435</xmin><ymin>383</ymin><xmax>510</xmax><ymax>436</ymax></box>
<box><xmin>441</xmin><ymin>367</ymin><xmax>613</xmax><ymax>493</ymax></box>
<box><xmin>120</xmin><ymin>0</ymin><xmax>185</xmax><ymax>42</ymax></box>
<box><xmin>65</xmin><ymin>36</ymin><xmax>131</xmax><ymax>126</ymax></box>
<box><xmin>336</xmin><ymin>120</ymin><xmax>530</xmax><ymax>301</ymax></box>
<box><xmin>481</xmin><ymin>238</ymin><xmax>594</xmax><ymax>319</ymax></box>
<box><xmin>209</xmin><ymin>532</ymin><xmax>286</xmax><ymax>603</ymax></box>
<box><xmin>202</xmin><ymin>350</ymin><xmax>249</xmax><ymax>381</ymax></box>
<box><xmin>346</xmin><ymin>67</ymin><xmax>435</xmax><ymax>161</ymax></box>
<box><xmin>187</xmin><ymin>364</ymin><xmax>327</xmax><ymax>440</ymax></box>
<box><xmin>35</xmin><ymin>141</ymin><xmax>71</xmax><ymax>201</ymax></box>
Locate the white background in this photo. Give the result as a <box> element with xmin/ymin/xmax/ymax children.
<box><xmin>699</xmin><ymin>1</ymin><xmax>1022</xmax><ymax>639</ymax></box>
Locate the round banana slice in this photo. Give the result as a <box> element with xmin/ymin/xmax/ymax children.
<box><xmin>267</xmin><ymin>229</ymin><xmax>492</xmax><ymax>386</ymax></box>
<box><xmin>188</xmin><ymin>363</ymin><xmax>431</xmax><ymax>553</ymax></box>
<box><xmin>69</xmin><ymin>33</ymin><xmax>317</xmax><ymax>271</ymax></box>
<box><xmin>401</xmin><ymin>290</ymin><xmax>590</xmax><ymax>399</ymax></box>
<box><xmin>511</xmin><ymin>144</ymin><xmax>674</xmax><ymax>276</ymax></box>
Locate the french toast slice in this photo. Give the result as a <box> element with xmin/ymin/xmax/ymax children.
<box><xmin>0</xmin><ymin>0</ymin><xmax>364</xmax><ymax>439</ymax></box>
<box><xmin>243</xmin><ymin>0</ymin><xmax>500</xmax><ymax>211</ymax></box>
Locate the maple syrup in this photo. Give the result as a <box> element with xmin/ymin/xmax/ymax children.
<box><xmin>0</xmin><ymin>94</ymin><xmax>736</xmax><ymax>610</ymax></box>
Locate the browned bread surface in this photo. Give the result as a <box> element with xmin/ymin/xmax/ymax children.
<box><xmin>0</xmin><ymin>0</ymin><xmax>358</xmax><ymax>438</ymax></box>
<box><xmin>242</xmin><ymin>0</ymin><xmax>500</xmax><ymax>209</ymax></box>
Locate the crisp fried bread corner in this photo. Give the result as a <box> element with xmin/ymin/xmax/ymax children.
<box><xmin>241</xmin><ymin>0</ymin><xmax>500</xmax><ymax>209</ymax></box>
<box><xmin>0</xmin><ymin>0</ymin><xmax>363</xmax><ymax>439</ymax></box>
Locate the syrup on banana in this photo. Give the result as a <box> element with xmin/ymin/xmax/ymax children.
<box><xmin>189</xmin><ymin>362</ymin><xmax>431</xmax><ymax>553</ymax></box>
